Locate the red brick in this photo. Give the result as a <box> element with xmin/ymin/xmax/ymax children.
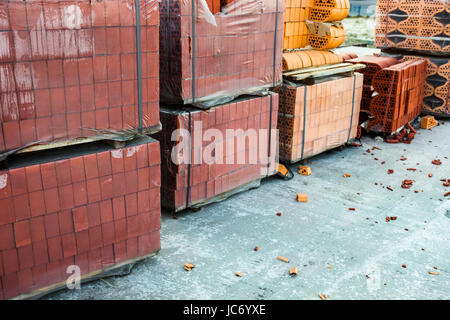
<box><xmin>112</xmin><ymin>196</ymin><xmax>126</xmax><ymax>220</ymax></box>
<box><xmin>0</xmin><ymin>197</ymin><xmax>14</xmax><ymax>225</ymax></box>
<box><xmin>17</xmin><ymin>245</ymin><xmax>34</xmax><ymax>270</ymax></box>
<box><xmin>125</xmin><ymin>171</ymin><xmax>138</xmax><ymax>194</ymax></box>
<box><xmin>32</xmin><ymin>240</ymin><xmax>48</xmax><ymax>266</ymax></box>
<box><xmin>114</xmin><ymin>240</ymin><xmax>127</xmax><ymax>264</ymax></box>
<box><xmin>137</xmin><ymin>190</ymin><xmax>150</xmax><ymax>214</ymax></box>
<box><xmin>101</xmin><ymin>244</ymin><xmax>114</xmax><ymax>268</ymax></box>
<box><xmin>61</xmin><ymin>233</ymin><xmax>77</xmax><ymax>258</ymax></box>
<box><xmin>149</xmin><ymin>165</ymin><xmax>161</xmax><ymax>188</ymax></box>
<box><xmin>86</xmin><ymin>202</ymin><xmax>101</xmax><ymax>227</ymax></box>
<box><xmin>102</xmin><ymin>221</ymin><xmax>115</xmax><ymax>246</ymax></box>
<box><xmin>99</xmin><ymin>175</ymin><xmax>113</xmax><ymax>200</ymax></box>
<box><xmin>47</xmin><ymin>237</ymin><xmax>63</xmax><ymax>262</ymax></box>
<box><xmin>97</xmin><ymin>152</ymin><xmax>112</xmax><ymax>177</ymax></box>
<box><xmin>0</xmin><ymin>252</ymin><xmax>3</xmax><ymax>277</ymax></box>
<box><xmin>126</xmin><ymin>237</ymin><xmax>138</xmax><ymax>260</ymax></box>
<box><xmin>0</xmin><ymin>172</ymin><xmax>11</xmax><ymax>199</ymax></box>
<box><xmin>111</xmin><ymin>150</ymin><xmax>125</xmax><ymax>173</ymax></box>
<box><xmin>75</xmin><ymin>230</ymin><xmax>90</xmax><ymax>254</ymax></box>
<box><xmin>83</xmin><ymin>154</ymin><xmax>99</xmax><ymax>179</ymax></box>
<box><xmin>2</xmin><ymin>248</ymin><xmax>19</xmax><ymax>274</ymax></box>
<box><xmin>73</xmin><ymin>181</ymin><xmax>88</xmax><ymax>207</ymax></box>
<box><xmin>32</xmin><ymin>264</ymin><xmax>48</xmax><ymax>290</ymax></box>
<box><xmin>100</xmin><ymin>199</ymin><xmax>113</xmax><ymax>223</ymax></box>
<box><xmin>88</xmin><ymin>225</ymin><xmax>102</xmax><ymax>250</ymax></box>
<box><xmin>86</xmin><ymin>178</ymin><xmax>101</xmax><ymax>203</ymax></box>
<box><xmin>137</xmin><ymin>167</ymin><xmax>150</xmax><ymax>191</ymax></box>
<box><xmin>58</xmin><ymin>210</ymin><xmax>74</xmax><ymax>235</ymax></box>
<box><xmin>14</xmin><ymin>220</ymin><xmax>31</xmax><ymax>247</ymax></box>
<box><xmin>125</xmin><ymin>193</ymin><xmax>138</xmax><ymax>217</ymax></box>
<box><xmin>40</xmin><ymin>162</ymin><xmax>57</xmax><ymax>189</ymax></box>
<box><xmin>69</xmin><ymin>157</ymin><xmax>85</xmax><ymax>183</ymax></box>
<box><xmin>13</xmin><ymin>194</ymin><xmax>31</xmax><ymax>221</ymax></box>
<box><xmin>46</xmin><ymin>261</ymin><xmax>63</xmax><ymax>286</ymax></box>
<box><xmin>17</xmin><ymin>268</ymin><xmax>33</xmax><ymax>295</ymax></box>
<box><xmin>9</xmin><ymin>167</ymin><xmax>27</xmax><ymax>195</ymax></box>
<box><xmin>3</xmin><ymin>121</ymin><xmax>21</xmax><ymax>150</ymax></box>
<box><xmin>44</xmin><ymin>213</ymin><xmax>60</xmax><ymax>238</ymax></box>
<box><xmin>58</xmin><ymin>184</ymin><xmax>74</xmax><ymax>210</ymax></box>
<box><xmin>74</xmin><ymin>252</ymin><xmax>89</xmax><ymax>276</ymax></box>
<box><xmin>29</xmin><ymin>190</ymin><xmax>46</xmax><ymax>217</ymax></box>
<box><xmin>0</xmin><ymin>224</ymin><xmax>15</xmax><ymax>251</ymax></box>
<box><xmin>72</xmin><ymin>206</ymin><xmax>89</xmax><ymax>232</ymax></box>
<box><xmin>44</xmin><ymin>188</ymin><xmax>60</xmax><ymax>214</ymax></box>
<box><xmin>29</xmin><ymin>216</ymin><xmax>46</xmax><ymax>242</ymax></box>
<box><xmin>55</xmin><ymin>160</ymin><xmax>72</xmax><ymax>186</ymax></box>
<box><xmin>2</xmin><ymin>272</ymin><xmax>19</xmax><ymax>299</ymax></box>
<box><xmin>127</xmin><ymin>215</ymin><xmax>139</xmax><ymax>239</ymax></box>
<box><xmin>25</xmin><ymin>165</ymin><xmax>43</xmax><ymax>192</ymax></box>
<box><xmin>88</xmin><ymin>248</ymin><xmax>102</xmax><ymax>273</ymax></box>
<box><xmin>112</xmin><ymin>172</ymin><xmax>126</xmax><ymax>197</ymax></box>
<box><xmin>138</xmin><ymin>230</ymin><xmax>160</xmax><ymax>256</ymax></box>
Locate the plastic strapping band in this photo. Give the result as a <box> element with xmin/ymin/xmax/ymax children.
<box><xmin>272</xmin><ymin>0</ymin><xmax>279</xmax><ymax>87</ymax></box>
<box><xmin>281</xmin><ymin>85</ymin><xmax>287</xmax><ymax>161</ymax></box>
<box><xmin>135</xmin><ymin>0</ymin><xmax>143</xmax><ymax>132</ymax></box>
<box><xmin>347</xmin><ymin>75</ymin><xmax>357</xmax><ymax>142</ymax></box>
<box><xmin>192</xmin><ymin>1</ymin><xmax>196</xmax><ymax>103</ymax></box>
<box><xmin>186</xmin><ymin>111</ymin><xmax>192</xmax><ymax>209</ymax></box>
<box><xmin>301</xmin><ymin>86</ymin><xmax>307</xmax><ymax>161</ymax></box>
<box><xmin>267</xmin><ymin>95</ymin><xmax>273</xmax><ymax>176</ymax></box>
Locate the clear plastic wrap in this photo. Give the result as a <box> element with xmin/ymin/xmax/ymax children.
<box><xmin>0</xmin><ymin>136</ymin><xmax>161</xmax><ymax>300</ymax></box>
<box><xmin>155</xmin><ymin>94</ymin><xmax>279</xmax><ymax>212</ymax></box>
<box><xmin>0</xmin><ymin>0</ymin><xmax>160</xmax><ymax>154</ymax></box>
<box><xmin>159</xmin><ymin>0</ymin><xmax>285</xmax><ymax>106</ymax></box>
<box><xmin>375</xmin><ymin>0</ymin><xmax>450</xmax><ymax>54</ymax></box>
<box><xmin>274</xmin><ymin>73</ymin><xmax>363</xmax><ymax>163</ymax></box>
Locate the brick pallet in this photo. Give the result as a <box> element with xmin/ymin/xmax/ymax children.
<box><xmin>159</xmin><ymin>0</ymin><xmax>284</xmax><ymax>105</ymax></box>
<box><xmin>155</xmin><ymin>94</ymin><xmax>278</xmax><ymax>212</ymax></box>
<box><xmin>0</xmin><ymin>0</ymin><xmax>160</xmax><ymax>153</ymax></box>
<box><xmin>0</xmin><ymin>136</ymin><xmax>161</xmax><ymax>300</ymax></box>
<box><xmin>375</xmin><ymin>0</ymin><xmax>450</xmax><ymax>55</ymax></box>
<box><xmin>274</xmin><ymin>73</ymin><xmax>363</xmax><ymax>163</ymax></box>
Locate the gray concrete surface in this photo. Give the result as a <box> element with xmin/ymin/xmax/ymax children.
<box><xmin>47</xmin><ymin>120</ymin><xmax>450</xmax><ymax>300</ymax></box>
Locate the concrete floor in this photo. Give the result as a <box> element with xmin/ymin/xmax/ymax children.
<box><xmin>47</xmin><ymin>120</ymin><xmax>450</xmax><ymax>300</ymax></box>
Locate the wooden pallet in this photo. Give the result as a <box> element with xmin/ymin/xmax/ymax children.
<box><xmin>0</xmin><ymin>123</ymin><xmax>162</xmax><ymax>162</ymax></box>
<box><xmin>283</xmin><ymin>63</ymin><xmax>366</xmax><ymax>84</ymax></box>
<box><xmin>12</xmin><ymin>251</ymin><xmax>159</xmax><ymax>300</ymax></box>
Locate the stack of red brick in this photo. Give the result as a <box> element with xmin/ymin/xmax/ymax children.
<box><xmin>0</xmin><ymin>137</ymin><xmax>161</xmax><ymax>300</ymax></box>
<box><xmin>0</xmin><ymin>1</ymin><xmax>162</xmax><ymax>300</ymax></box>
<box><xmin>0</xmin><ymin>0</ymin><xmax>160</xmax><ymax>152</ymax></box>
<box><xmin>159</xmin><ymin>0</ymin><xmax>284</xmax><ymax>104</ymax></box>
<box><xmin>349</xmin><ymin>57</ymin><xmax>427</xmax><ymax>134</ymax></box>
<box><xmin>156</xmin><ymin>95</ymin><xmax>278</xmax><ymax>212</ymax></box>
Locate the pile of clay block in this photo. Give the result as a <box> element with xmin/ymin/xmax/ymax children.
<box><xmin>275</xmin><ymin>73</ymin><xmax>363</xmax><ymax>163</ymax></box>
<box><xmin>0</xmin><ymin>0</ymin><xmax>162</xmax><ymax>300</ymax></box>
<box><xmin>159</xmin><ymin>0</ymin><xmax>284</xmax><ymax>105</ymax></box>
<box><xmin>155</xmin><ymin>95</ymin><xmax>278</xmax><ymax>212</ymax></box>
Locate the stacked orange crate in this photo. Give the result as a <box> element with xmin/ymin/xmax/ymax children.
<box><xmin>0</xmin><ymin>0</ymin><xmax>160</xmax><ymax>152</ymax></box>
<box><xmin>275</xmin><ymin>74</ymin><xmax>363</xmax><ymax>163</ymax></box>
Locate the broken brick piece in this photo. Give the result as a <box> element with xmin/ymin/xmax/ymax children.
<box><xmin>432</xmin><ymin>159</ymin><xmax>442</xmax><ymax>165</ymax></box>
<box><xmin>349</xmin><ymin>208</ymin><xmax>356</xmax><ymax>211</ymax></box>
<box><xmin>277</xmin><ymin>256</ymin><xmax>290</xmax><ymax>263</ymax></box>
<box><xmin>298</xmin><ymin>166</ymin><xmax>312</xmax><ymax>176</ymax></box>
<box><xmin>296</xmin><ymin>194</ymin><xmax>308</xmax><ymax>202</ymax></box>
<box><xmin>289</xmin><ymin>267</ymin><xmax>298</xmax><ymax>276</ymax></box>
<box><xmin>387</xmin><ymin>169</ymin><xmax>394</xmax><ymax>174</ymax></box>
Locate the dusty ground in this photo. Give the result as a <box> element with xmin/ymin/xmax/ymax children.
<box><xmin>46</xmin><ymin>119</ymin><xmax>450</xmax><ymax>300</ymax></box>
